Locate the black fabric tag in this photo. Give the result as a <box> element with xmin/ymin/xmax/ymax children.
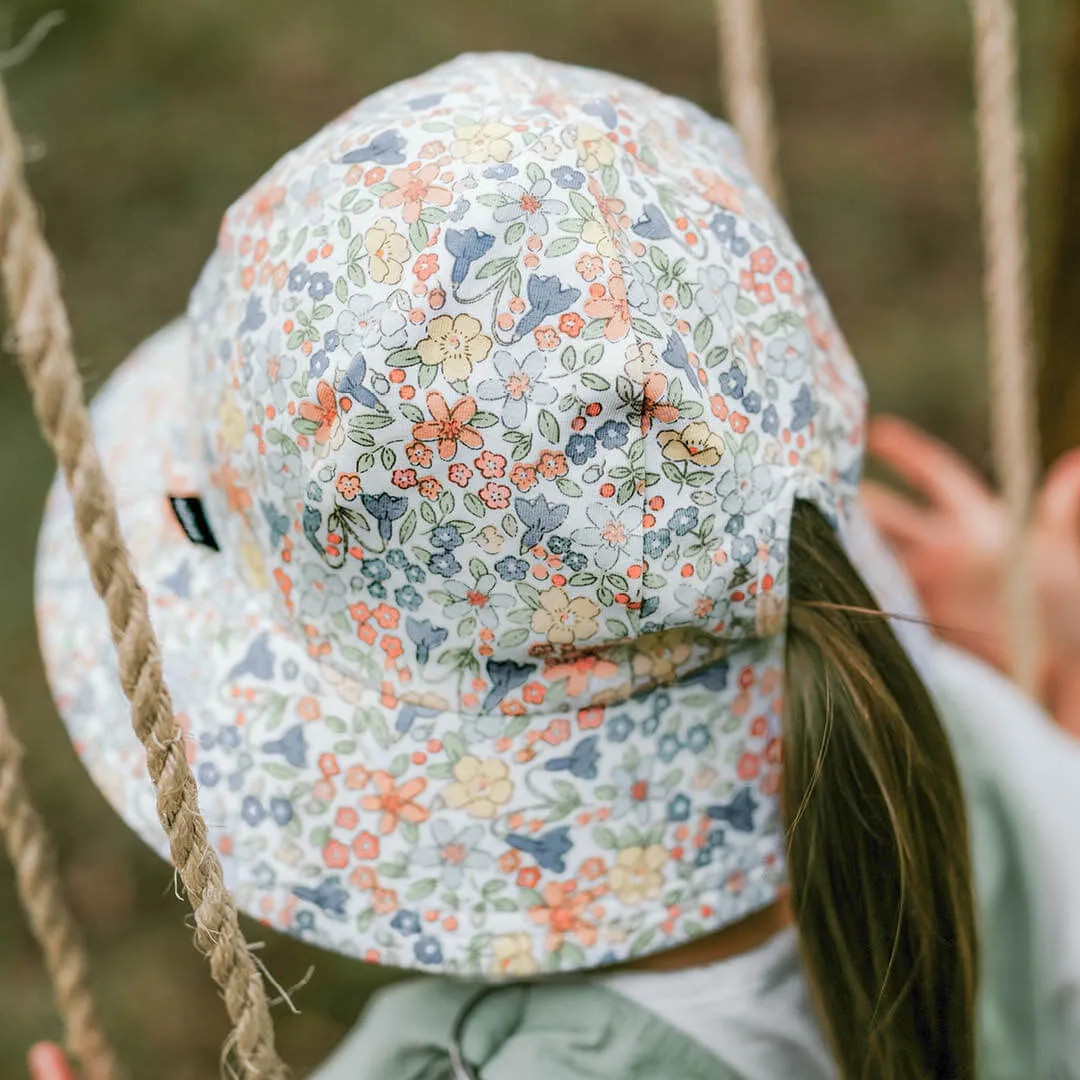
<box><xmin>168</xmin><ymin>495</ymin><xmax>220</xmax><ymax>551</ymax></box>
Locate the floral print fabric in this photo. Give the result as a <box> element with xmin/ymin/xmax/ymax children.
<box><xmin>35</xmin><ymin>53</ymin><xmax>866</xmax><ymax>974</ymax></box>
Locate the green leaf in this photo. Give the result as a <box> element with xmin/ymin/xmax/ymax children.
<box><xmin>291</xmin><ymin>225</ymin><xmax>309</xmax><ymax>257</ymax></box>
<box><xmin>287</xmin><ymin>328</ymin><xmax>307</xmax><ymax>350</ymax></box>
<box><xmin>405</xmin><ymin>878</ymin><xmax>439</xmax><ymax>902</ymax></box>
<box><xmin>335</xmin><ymin>276</ymin><xmax>349</xmax><ymax>304</ymax></box>
<box><xmin>350</xmin><ymin>411</ymin><xmax>395</xmax><ymax>430</ymax></box>
<box><xmin>477</xmin><ymin>193</ymin><xmax>509</xmax><ymax>208</ymax></box>
<box><xmin>556</xmin><ymin>477</ymin><xmax>583</xmax><ymax>498</ymax></box>
<box><xmin>263</xmin><ymin>763</ymin><xmax>297</xmax><ymax>781</ymax></box>
<box><xmin>526</xmin><ymin>161</ymin><xmax>546</xmax><ymax>185</ymax></box>
<box><xmin>569</xmin><ymin>190</ymin><xmax>593</xmax><ymax>218</ymax></box>
<box><xmin>442</xmin><ymin>730</ymin><xmax>468</xmax><ymax>763</ymax></box>
<box><xmin>380</xmin><ymin>445</ymin><xmax>396</xmax><ymax>470</ymax></box>
<box><xmin>420</xmin><ymin>501</ymin><xmax>438</xmax><ymax>525</ymax></box>
<box><xmin>583</xmin><ymin>344</ymin><xmax>604</xmax><ymax>367</ymax></box>
<box><xmin>468</xmin><ymin>557</ymin><xmax>487</xmax><ymax>580</ymax></box>
<box><xmin>347</xmin><ymin>263</ymin><xmax>367</xmax><ymax>288</ymax></box>
<box><xmin>662</xmin><ymin>461</ymin><xmax>684</xmax><ymax>485</ymax></box>
<box><xmin>387</xmin><ymin>348</ymin><xmax>422</xmax><ymax>367</ymax></box>
<box><xmin>337</xmin><ymin>215</ymin><xmax>352</xmax><ymax>239</ymax></box>
<box><xmin>560</xmin><ymin>345</ymin><xmax>579</xmax><ymax>372</ymax></box>
<box><xmin>418</xmin><ymin>363</ymin><xmax>439</xmax><ymax>389</ymax></box>
<box><xmin>341</xmin><ymin>188</ymin><xmax>360</xmax><ymax>210</ymax></box>
<box><xmin>398</xmin><ymin>509</ymin><xmax>417</xmax><ymax>545</ymax></box>
<box><xmin>312</xmin><ymin>303</ymin><xmax>334</xmax><ymax>321</ymax></box>
<box><xmin>477</xmin><ymin>256</ymin><xmax>516</xmax><ymax>280</ymax></box>
<box><xmin>508</xmin><ymin>265</ymin><xmax>522</xmax><ymax>298</ymax></box>
<box><xmin>580</xmin><ymin>371</ymin><xmax>611</xmax><ymax>392</ymax></box>
<box><xmin>292</xmin><ymin>417</ymin><xmax>319</xmax><ymax>436</ymax></box>
<box><xmin>509</xmin><ymin>430</ymin><xmax>533</xmax><ymax>460</ymax></box>
<box><xmin>593</xmin><ymin>826</ymin><xmax>618</xmax><ymax>850</ymax></box>
<box><xmin>504</xmin><ymin>220</ymin><xmax>526</xmax><ymax>245</ymax></box>
<box><xmin>556</xmin><ymin>216</ymin><xmax>585</xmax><ymax>236</ymax></box>
<box><xmin>419</xmin><ymin>206</ymin><xmax>447</xmax><ymax>224</ymax></box>
<box><xmin>631</xmin><ymin>317</ymin><xmax>663</xmax><ymax>340</ymax></box>
<box><xmin>471</xmin><ymin>410</ymin><xmax>499</xmax><ymax>428</ymax></box>
<box><xmin>499</xmin><ymin>626</ymin><xmax>530</xmax><ymax>649</ymax></box>
<box><xmin>501</xmin><ymin>513</ymin><xmax>519</xmax><ymax>536</ymax></box>
<box><xmin>514</xmin><ymin>580</ymin><xmax>541</xmax><ymax>609</ymax></box>
<box><xmin>538</xmin><ymin>408</ymin><xmax>559</xmax><ymax>444</ymax></box>
<box><xmin>580</xmin><ymin>319</ymin><xmax>608</xmax><ymax>340</ymax></box>
<box><xmin>409</xmin><ymin>220</ymin><xmax>429</xmax><ymax>251</ymax></box>
<box><xmin>399</xmin><ymin>403</ymin><xmax>425</xmax><ymax>424</ymax></box>
<box><xmin>649</xmin><ymin>246</ymin><xmax>670</xmax><ymax>271</ymax></box>
<box><xmin>545</xmin><ymin>235</ymin><xmax>579</xmax><ymax>257</ymax></box>
<box><xmin>693</xmin><ymin>318</ymin><xmax>714</xmax><ymax>353</ymax></box>
<box><xmin>601</xmin><ymin>164</ymin><xmax>619</xmax><ymax>195</ymax></box>
<box><xmin>464</xmin><ymin>492</ymin><xmax>486</xmax><ymax>518</ymax></box>
<box><xmin>568</xmin><ymin>572</ymin><xmax>597</xmax><ymax>586</ymax></box>
<box><xmin>642</xmin><ymin>571</ymin><xmax>666</xmax><ymax>590</ymax></box>
<box><xmin>629</xmin><ymin>928</ymin><xmax>659</xmax><ymax>957</ymax></box>
<box><xmin>597</xmin><ymin>583</ymin><xmax>613</xmax><ymax>607</ymax></box>
<box><xmin>347</xmin><ymin>421</ymin><xmax>375</xmax><ymax>447</ymax></box>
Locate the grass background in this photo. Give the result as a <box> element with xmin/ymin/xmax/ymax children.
<box><xmin>0</xmin><ymin>0</ymin><xmax>1063</xmax><ymax>1075</ymax></box>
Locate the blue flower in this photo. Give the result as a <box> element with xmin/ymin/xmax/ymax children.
<box><xmin>218</xmin><ymin>726</ymin><xmax>240</xmax><ymax>749</ymax></box>
<box><xmin>338</xmin><ymin>353</ymin><xmax>380</xmax><ymax>410</ymax></box>
<box><xmin>732</xmin><ymin>236</ymin><xmax>750</xmax><ymax>258</ymax></box>
<box><xmin>307</xmin><ymin>269</ymin><xmax>331</xmax><ymax>299</ymax></box>
<box><xmin>596</xmin><ymin>419</ymin><xmax>629</xmax><ymax>449</ymax></box>
<box><xmin>686</xmin><ymin>724</ymin><xmax>712</xmax><ymax>752</ymax></box>
<box><xmin>432</xmin><ymin>525</ymin><xmax>464</xmax><ymax>550</ymax></box>
<box><xmin>565</xmin><ymin>552</ymin><xmax>587</xmax><ymax>571</ymax></box>
<box><xmin>288</xmin><ymin>264</ymin><xmax>309</xmax><ymax>292</ymax></box>
<box><xmin>448</xmin><ymin>198</ymin><xmax>471</xmax><ymax>222</ymax></box>
<box><xmin>710</xmin><ymin>213</ymin><xmax>737</xmax><ymax>244</ymax></box>
<box><xmin>414</xmin><ymin>936</ymin><xmax>444</xmax><ymax>966</ymax></box>
<box><xmin>668</xmin><ymin>794</ymin><xmax>692</xmax><ymax>822</ymax></box>
<box><xmin>547</xmin><ymin>535</ymin><xmax>572</xmax><ymax>555</ymax></box>
<box><xmin>725</xmin><ymin>513</ymin><xmax>745</xmax><ymax>537</ymax></box>
<box><xmin>732</xmin><ymin>535</ymin><xmax>756</xmax><ymax>565</ymax></box>
<box><xmin>708</xmin><ymin>827</ymin><xmax>727</xmax><ymax>850</ymax></box>
<box><xmin>495</xmin><ymin>555</ymin><xmax>528</xmax><ymax>581</ymax></box>
<box><xmin>306</xmin><ymin>481</ymin><xmax>323</xmax><ymax>504</ymax></box>
<box><xmin>408</xmin><ymin>93</ymin><xmax>443</xmax><ymax>110</ymax></box>
<box><xmin>632</xmin><ymin>203</ymin><xmax>673</xmax><ymax>241</ymax></box>
<box><xmin>670</xmin><ymin>506</ymin><xmax>699</xmax><ymax>536</ymax></box>
<box><xmin>482</xmin><ymin>659</ymin><xmax>537</xmax><ymax>711</ymax></box>
<box><xmin>368</xmin><ymin>580</ymin><xmax>387</xmax><ymax>599</ymax></box>
<box><xmin>643</xmin><ymin>528</ymin><xmax>671</xmax><ymax>557</ymax></box>
<box><xmin>295</xmin><ymin>911</ymin><xmax>315</xmax><ymax>933</ymax></box>
<box><xmin>360</xmin><ymin>492</ymin><xmax>409</xmax><ymax>542</ymax></box>
<box><xmin>608</xmin><ymin>714</ymin><xmax>634</xmax><ymax>742</ymax></box>
<box><xmin>429</xmin><ymin>551</ymin><xmax>461</xmax><ymax>578</ymax></box>
<box><xmin>706</xmin><ymin>787</ymin><xmax>757</xmax><ymax>832</ymax></box>
<box><xmin>283</xmin><ymin>660</ymin><xmax>299</xmax><ymax>680</ymax></box>
<box><xmin>405</xmin><ymin>563</ymin><xmax>426</xmax><ymax>584</ymax></box>
<box><xmin>545</xmin><ymin>736</ymin><xmax>600</xmax><ymax>780</ymax></box>
<box><xmin>761</xmin><ymin>403</ymin><xmax>780</xmax><ymax>436</ymax></box>
<box><xmin>718</xmin><ymin>366</ymin><xmax>747</xmax><ymax>399</ymax></box>
<box><xmin>552</xmin><ymin>165</ymin><xmax>585</xmax><ymax>189</ymax></box>
<box><xmin>396</xmin><ymin>702</ymin><xmax>443</xmax><ymax>734</ymax></box>
<box><xmin>583</xmin><ymin>99</ymin><xmax>618</xmax><ymax>128</ymax></box>
<box><xmin>483</xmin><ymin>163</ymin><xmax>518</xmax><ymax>180</ymax></box>
<box><xmin>238</xmin><ymin>294</ymin><xmax>266</xmax><ymax>335</ymax></box>
<box><xmin>445</xmin><ymin>227</ymin><xmax>495</xmax><ymax>285</ymax></box>
<box><xmin>515</xmin><ymin>274</ymin><xmax>581</xmax><ymax>341</ymax></box>
<box><xmin>642</xmin><ymin>714</ymin><xmax>660</xmax><ymax>736</ymax></box>
<box><xmin>662</xmin><ymin>331</ymin><xmax>703</xmax><ymax>397</ymax></box>
<box><xmin>695</xmin><ymin>847</ymin><xmax>714</xmax><ymax>869</ymax></box>
<box><xmin>263</xmin><ymin>725</ymin><xmax>307</xmax><ymax>768</ymax></box>
<box><xmin>791</xmin><ymin>383</ymin><xmax>817</xmax><ymax>432</ymax></box>
<box><xmin>406</xmin><ymin>616</ymin><xmax>448</xmax><ymax>665</ymax></box>
<box><xmin>227</xmin><ymin>634</ymin><xmax>275</xmax><ymax>680</ymax></box>
<box><xmin>566</xmin><ymin>433</ymin><xmax>597</xmax><ymax>465</ymax></box>
<box><xmin>394</xmin><ymin>583</ymin><xmax>423</xmax><ymax>611</ymax></box>
<box><xmin>323</xmin><ymin>330</ymin><xmax>340</xmax><ymax>352</ymax></box>
<box><xmin>309</xmin><ymin>350</ymin><xmax>330</xmax><ymax>378</ymax></box>
<box><xmin>658</xmin><ymin>734</ymin><xmax>681</xmax><ymax>763</ymax></box>
<box><xmin>387</xmin><ymin>548</ymin><xmax>409</xmax><ymax>568</ymax></box>
<box><xmin>508</xmin><ymin>826</ymin><xmax>574</xmax><ymax>872</ymax></box>
<box><xmin>270</xmin><ymin>797</ymin><xmax>293</xmax><ymax>826</ymax></box>
<box><xmin>198</xmin><ymin>762</ymin><xmax>220</xmax><ymax>787</ymax></box>
<box><xmin>293</xmin><ymin>877</ymin><xmax>348</xmax><ymax>918</ymax></box>
<box><xmin>742</xmin><ymin>390</ymin><xmax>762</xmax><ymax>414</ymax></box>
<box><xmin>360</xmin><ymin>558</ymin><xmax>391</xmax><ymax>582</ymax></box>
<box><xmin>391</xmin><ymin>909</ymin><xmax>422</xmax><ymax>936</ymax></box>
<box><xmin>342</xmin><ymin>129</ymin><xmax>406</xmax><ymax>165</ymax></box>
<box><xmin>241</xmin><ymin>796</ymin><xmax>267</xmax><ymax>826</ymax></box>
<box><xmin>514</xmin><ymin>493</ymin><xmax>569</xmax><ymax>552</ymax></box>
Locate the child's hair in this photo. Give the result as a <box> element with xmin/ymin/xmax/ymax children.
<box><xmin>783</xmin><ymin>500</ymin><xmax>979</xmax><ymax>1079</ymax></box>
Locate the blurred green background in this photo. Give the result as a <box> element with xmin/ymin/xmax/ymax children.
<box><xmin>0</xmin><ymin>0</ymin><xmax>1064</xmax><ymax>1075</ymax></box>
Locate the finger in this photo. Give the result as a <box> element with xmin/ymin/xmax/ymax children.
<box><xmin>27</xmin><ymin>1044</ymin><xmax>76</xmax><ymax>1080</ymax></box>
<box><xmin>860</xmin><ymin>479</ymin><xmax>939</xmax><ymax>548</ymax></box>
<box><xmin>867</xmin><ymin>415</ymin><xmax>994</xmax><ymax>514</ymax></box>
<box><xmin>1036</xmin><ymin>447</ymin><xmax>1080</xmax><ymax>537</ymax></box>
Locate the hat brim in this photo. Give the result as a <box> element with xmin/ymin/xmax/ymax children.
<box><xmin>35</xmin><ymin>321</ymin><xmax>788</xmax><ymax>974</ymax></box>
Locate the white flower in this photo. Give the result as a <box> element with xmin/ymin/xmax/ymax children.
<box><xmin>697</xmin><ymin>266</ymin><xmax>738</xmax><ymax>328</ymax></box>
<box><xmin>573</xmin><ymin>502</ymin><xmax>643</xmax><ymax>571</ymax></box>
<box><xmin>715</xmin><ymin>451</ymin><xmax>774</xmax><ymax>516</ymax></box>
<box><xmin>476</xmin><ymin>350</ymin><xmax>558</xmax><ymax>429</ymax></box>
<box><xmin>492</xmin><ymin>179</ymin><xmax>567</xmax><ymax>237</ymax></box>
<box><xmin>337</xmin><ymin>294</ymin><xmax>408</xmax><ymax>354</ymax></box>
<box><xmin>766</xmin><ymin>327</ymin><xmax>811</xmax><ymax>381</ymax></box>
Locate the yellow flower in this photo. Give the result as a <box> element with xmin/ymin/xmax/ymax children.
<box><xmin>491</xmin><ymin>932</ymin><xmax>539</xmax><ymax>977</ymax></box>
<box><xmin>581</xmin><ymin>217</ymin><xmax>619</xmax><ymax>258</ymax></box>
<box><xmin>657</xmin><ymin>422</ymin><xmax>726</xmax><ymax>467</ymax></box>
<box><xmin>609</xmin><ymin>845</ymin><xmax>668</xmax><ymax>905</ymax></box>
<box><xmin>450</xmin><ymin>121</ymin><xmax>514</xmax><ymax>164</ymax></box>
<box><xmin>365</xmin><ymin>216</ymin><xmax>409</xmax><ymax>284</ymax></box>
<box><xmin>239</xmin><ymin>535</ymin><xmax>269</xmax><ymax>590</ymax></box>
<box><xmin>443</xmin><ymin>755</ymin><xmax>514</xmax><ymax>819</ymax></box>
<box><xmin>575</xmin><ymin>122</ymin><xmax>615</xmax><ymax>171</ymax></box>
<box><xmin>417</xmin><ymin>314</ymin><xmax>493</xmax><ymax>381</ymax></box>
<box><xmin>631</xmin><ymin>628</ymin><xmax>697</xmax><ymax>684</ymax></box>
<box><xmin>479</xmin><ymin>524</ymin><xmax>505</xmax><ymax>554</ymax></box>
<box><xmin>218</xmin><ymin>396</ymin><xmax>246</xmax><ymax>451</ymax></box>
<box><xmin>530</xmin><ymin>587</ymin><xmax>600</xmax><ymax>645</ymax></box>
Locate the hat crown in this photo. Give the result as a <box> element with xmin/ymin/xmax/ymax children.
<box><xmin>183</xmin><ymin>53</ymin><xmax>865</xmax><ymax>718</ymax></box>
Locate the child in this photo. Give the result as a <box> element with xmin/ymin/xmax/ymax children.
<box><xmin>30</xmin><ymin>53</ymin><xmax>1080</xmax><ymax>1079</ymax></box>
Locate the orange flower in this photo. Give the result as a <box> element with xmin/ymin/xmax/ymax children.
<box><xmin>380</xmin><ymin>163</ymin><xmax>453</xmax><ymax>224</ymax></box>
<box><xmin>559</xmin><ymin>312</ymin><xmax>584</xmax><ymax>337</ymax></box>
<box><xmin>583</xmin><ymin>267</ymin><xmax>630</xmax><ymax>341</ymax></box>
<box><xmin>411</xmin><ymin>391</ymin><xmax>484</xmax><ymax>461</ymax></box>
<box><xmin>544</xmin><ymin>652</ymin><xmax>618</xmax><ymax>697</ymax></box>
<box><xmin>536</xmin><ymin>450</ymin><xmax>568</xmax><ymax>479</ymax></box>
<box><xmin>360</xmin><ymin>771</ymin><xmax>430</xmax><ymax>834</ymax></box>
<box><xmin>352</xmin><ymin>831</ymin><xmax>380</xmax><ymax>860</ymax></box>
<box><xmin>509</xmin><ymin>462</ymin><xmax>538</xmax><ymax>491</ymax></box>
<box><xmin>529</xmin><ymin>881</ymin><xmax>598</xmax><ymax>951</ymax></box>
<box><xmin>297</xmin><ymin>380</ymin><xmax>340</xmax><ymax>445</ymax></box>
<box><xmin>372</xmin><ymin>888</ymin><xmax>398</xmax><ymax>915</ymax></box>
<box><xmin>323</xmin><ymin>840</ymin><xmax>349</xmax><ymax>870</ymax></box>
<box><xmin>533</xmin><ymin>325</ymin><xmax>560</xmax><ymax>350</ymax></box>
<box><xmin>350</xmin><ymin>866</ymin><xmax>378</xmax><ymax>891</ymax></box>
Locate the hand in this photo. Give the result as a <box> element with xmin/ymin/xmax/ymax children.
<box><xmin>28</xmin><ymin>1044</ymin><xmax>77</xmax><ymax>1080</ymax></box>
<box><xmin>862</xmin><ymin>415</ymin><xmax>1080</xmax><ymax>728</ymax></box>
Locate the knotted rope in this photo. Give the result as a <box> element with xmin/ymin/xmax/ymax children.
<box><xmin>968</xmin><ymin>0</ymin><xmax>1042</xmax><ymax>694</ymax></box>
<box><xmin>0</xmin><ymin>76</ymin><xmax>287</xmax><ymax>1078</ymax></box>
<box><xmin>0</xmin><ymin>698</ymin><xmax>123</xmax><ymax>1080</ymax></box>
<box><xmin>715</xmin><ymin>0</ymin><xmax>783</xmax><ymax>205</ymax></box>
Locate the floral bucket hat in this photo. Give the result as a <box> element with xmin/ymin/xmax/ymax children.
<box><xmin>35</xmin><ymin>52</ymin><xmax>867</xmax><ymax>976</ymax></box>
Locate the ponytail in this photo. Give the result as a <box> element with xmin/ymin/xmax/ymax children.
<box><xmin>783</xmin><ymin>500</ymin><xmax>979</xmax><ymax>1078</ymax></box>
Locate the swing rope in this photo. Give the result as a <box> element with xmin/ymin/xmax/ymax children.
<box><xmin>715</xmin><ymin>0</ymin><xmax>1041</xmax><ymax>692</ymax></box>
<box><xmin>715</xmin><ymin>0</ymin><xmax>783</xmax><ymax>206</ymax></box>
<box><xmin>967</xmin><ymin>0</ymin><xmax>1042</xmax><ymax>693</ymax></box>
<box><xmin>0</xmin><ymin>699</ymin><xmax>123</xmax><ymax>1080</ymax></box>
<box><xmin>0</xmin><ymin>77</ymin><xmax>287</xmax><ymax>1079</ymax></box>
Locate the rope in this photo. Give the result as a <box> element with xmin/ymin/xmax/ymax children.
<box><xmin>0</xmin><ymin>698</ymin><xmax>124</xmax><ymax>1080</ymax></box>
<box><xmin>0</xmin><ymin>80</ymin><xmax>287</xmax><ymax>1079</ymax></box>
<box><xmin>968</xmin><ymin>0</ymin><xmax>1042</xmax><ymax>694</ymax></box>
<box><xmin>715</xmin><ymin>0</ymin><xmax>783</xmax><ymax>205</ymax></box>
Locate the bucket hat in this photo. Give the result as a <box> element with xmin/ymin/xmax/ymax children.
<box><xmin>35</xmin><ymin>52</ymin><xmax>866</xmax><ymax>975</ymax></box>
